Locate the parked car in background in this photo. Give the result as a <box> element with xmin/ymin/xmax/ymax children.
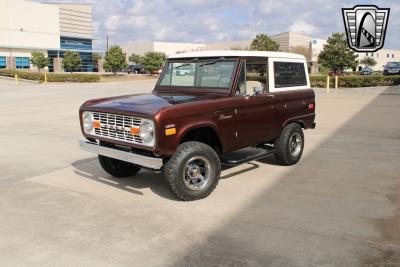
<box><xmin>360</xmin><ymin>67</ymin><xmax>373</xmax><ymax>75</ymax></box>
<box><xmin>383</xmin><ymin>62</ymin><xmax>400</xmax><ymax>75</ymax></box>
<box><xmin>124</xmin><ymin>64</ymin><xmax>145</xmax><ymax>74</ymax></box>
<box><xmin>328</xmin><ymin>69</ymin><xmax>344</xmax><ymax>76</ymax></box>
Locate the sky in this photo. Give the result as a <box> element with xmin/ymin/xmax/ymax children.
<box><xmin>38</xmin><ymin>0</ymin><xmax>400</xmax><ymax>51</ymax></box>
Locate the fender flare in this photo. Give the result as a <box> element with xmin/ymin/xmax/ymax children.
<box><xmin>177</xmin><ymin>121</ymin><xmax>225</xmax><ymax>151</ymax></box>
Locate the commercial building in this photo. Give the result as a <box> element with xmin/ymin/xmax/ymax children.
<box><xmin>122</xmin><ymin>31</ymin><xmax>400</xmax><ymax>72</ymax></box>
<box><xmin>0</xmin><ymin>0</ymin><xmax>98</xmax><ymax>72</ymax></box>
<box><xmin>357</xmin><ymin>49</ymin><xmax>400</xmax><ymax>71</ymax></box>
<box><xmin>121</xmin><ymin>42</ymin><xmax>206</xmax><ymax>61</ymax></box>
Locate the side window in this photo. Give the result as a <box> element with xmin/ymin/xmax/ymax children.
<box><xmin>274</xmin><ymin>62</ymin><xmax>307</xmax><ymax>88</ymax></box>
<box><xmin>246</xmin><ymin>61</ymin><xmax>268</xmax><ymax>94</ymax></box>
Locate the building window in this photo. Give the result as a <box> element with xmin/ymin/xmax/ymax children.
<box><xmin>366</xmin><ymin>52</ymin><xmax>369</xmax><ymax>56</ymax></box>
<box><xmin>274</xmin><ymin>62</ymin><xmax>307</xmax><ymax>88</ymax></box>
<box><xmin>47</xmin><ymin>51</ymin><xmax>94</xmax><ymax>72</ymax></box>
<box><xmin>0</xmin><ymin>56</ymin><xmax>6</xmax><ymax>69</ymax></box>
<box><xmin>377</xmin><ymin>53</ymin><xmax>379</xmax><ymax>58</ymax></box>
<box><xmin>371</xmin><ymin>53</ymin><xmax>374</xmax><ymax>57</ymax></box>
<box><xmin>392</xmin><ymin>54</ymin><xmax>395</xmax><ymax>58</ymax></box>
<box><xmin>387</xmin><ymin>54</ymin><xmax>390</xmax><ymax>58</ymax></box>
<box><xmin>16</xmin><ymin>57</ymin><xmax>30</xmax><ymax>69</ymax></box>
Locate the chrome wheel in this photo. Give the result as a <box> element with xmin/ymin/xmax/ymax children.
<box><xmin>289</xmin><ymin>132</ymin><xmax>302</xmax><ymax>158</ymax></box>
<box><xmin>183</xmin><ymin>156</ymin><xmax>212</xmax><ymax>191</ymax></box>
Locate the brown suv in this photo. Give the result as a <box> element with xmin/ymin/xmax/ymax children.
<box><xmin>79</xmin><ymin>51</ymin><xmax>316</xmax><ymax>201</ymax></box>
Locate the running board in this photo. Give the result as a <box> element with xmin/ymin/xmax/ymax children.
<box><xmin>221</xmin><ymin>148</ymin><xmax>275</xmax><ymax>166</ymax></box>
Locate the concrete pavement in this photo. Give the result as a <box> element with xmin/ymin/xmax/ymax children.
<box><xmin>0</xmin><ymin>80</ymin><xmax>399</xmax><ymax>266</ymax></box>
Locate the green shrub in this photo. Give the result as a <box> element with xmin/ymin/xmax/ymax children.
<box><xmin>47</xmin><ymin>73</ymin><xmax>100</xmax><ymax>82</ymax></box>
<box><xmin>310</xmin><ymin>75</ymin><xmax>334</xmax><ymax>87</ymax></box>
<box><xmin>0</xmin><ymin>70</ymin><xmax>100</xmax><ymax>82</ymax></box>
<box><xmin>310</xmin><ymin>75</ymin><xmax>400</xmax><ymax>88</ymax></box>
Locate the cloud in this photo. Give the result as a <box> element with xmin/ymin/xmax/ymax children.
<box><xmin>35</xmin><ymin>0</ymin><xmax>400</xmax><ymax>51</ymax></box>
<box><xmin>289</xmin><ymin>21</ymin><xmax>318</xmax><ymax>35</ymax></box>
<box><xmin>105</xmin><ymin>15</ymin><xmax>120</xmax><ymax>31</ymax></box>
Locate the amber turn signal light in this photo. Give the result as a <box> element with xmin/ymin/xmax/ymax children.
<box><xmin>130</xmin><ymin>127</ymin><xmax>140</xmax><ymax>135</ymax></box>
<box><xmin>92</xmin><ymin>120</ymin><xmax>101</xmax><ymax>129</ymax></box>
<box><xmin>165</xmin><ymin>128</ymin><xmax>176</xmax><ymax>136</ymax></box>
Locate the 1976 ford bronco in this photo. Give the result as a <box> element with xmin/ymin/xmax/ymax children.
<box><xmin>79</xmin><ymin>51</ymin><xmax>316</xmax><ymax>201</ymax></box>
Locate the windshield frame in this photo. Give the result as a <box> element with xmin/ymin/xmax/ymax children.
<box><xmin>155</xmin><ymin>57</ymin><xmax>240</xmax><ymax>92</ymax></box>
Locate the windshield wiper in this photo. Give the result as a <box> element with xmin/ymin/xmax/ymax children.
<box><xmin>199</xmin><ymin>57</ymin><xmax>226</xmax><ymax>67</ymax></box>
<box><xmin>174</xmin><ymin>58</ymin><xmax>198</xmax><ymax>69</ymax></box>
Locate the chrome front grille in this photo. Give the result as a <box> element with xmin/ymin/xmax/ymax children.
<box><xmin>92</xmin><ymin>112</ymin><xmax>143</xmax><ymax>144</ymax></box>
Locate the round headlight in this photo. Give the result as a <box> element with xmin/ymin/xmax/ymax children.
<box><xmin>83</xmin><ymin>113</ymin><xmax>93</xmax><ymax>133</ymax></box>
<box><xmin>139</xmin><ymin>121</ymin><xmax>154</xmax><ymax>143</ymax></box>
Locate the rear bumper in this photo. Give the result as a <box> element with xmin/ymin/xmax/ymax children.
<box><xmin>79</xmin><ymin>140</ymin><xmax>163</xmax><ymax>170</ymax></box>
<box><xmin>311</xmin><ymin>122</ymin><xmax>317</xmax><ymax>129</ymax></box>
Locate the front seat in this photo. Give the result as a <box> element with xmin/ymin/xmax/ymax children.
<box><xmin>246</xmin><ymin>80</ymin><xmax>265</xmax><ymax>95</ymax></box>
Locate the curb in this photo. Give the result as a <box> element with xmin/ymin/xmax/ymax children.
<box><xmin>0</xmin><ymin>75</ymin><xmax>41</xmax><ymax>84</ymax></box>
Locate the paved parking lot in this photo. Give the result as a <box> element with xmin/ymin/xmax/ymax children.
<box><xmin>0</xmin><ymin>79</ymin><xmax>399</xmax><ymax>266</ymax></box>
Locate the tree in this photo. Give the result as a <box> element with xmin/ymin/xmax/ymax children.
<box><xmin>30</xmin><ymin>51</ymin><xmax>48</xmax><ymax>72</ymax></box>
<box><xmin>290</xmin><ymin>46</ymin><xmax>311</xmax><ymax>61</ymax></box>
<box><xmin>92</xmin><ymin>52</ymin><xmax>102</xmax><ymax>71</ymax></box>
<box><xmin>129</xmin><ymin>53</ymin><xmax>142</xmax><ymax>64</ymax></box>
<box><xmin>318</xmin><ymin>33</ymin><xmax>358</xmax><ymax>72</ymax></box>
<box><xmin>250</xmin><ymin>33</ymin><xmax>280</xmax><ymax>51</ymax></box>
<box><xmin>62</xmin><ymin>51</ymin><xmax>82</xmax><ymax>73</ymax></box>
<box><xmin>103</xmin><ymin>45</ymin><xmax>127</xmax><ymax>75</ymax></box>
<box><xmin>141</xmin><ymin>51</ymin><xmax>167</xmax><ymax>74</ymax></box>
<box><xmin>359</xmin><ymin>57</ymin><xmax>377</xmax><ymax>68</ymax></box>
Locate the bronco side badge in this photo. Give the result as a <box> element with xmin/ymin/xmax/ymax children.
<box><xmin>342</xmin><ymin>5</ymin><xmax>390</xmax><ymax>52</ymax></box>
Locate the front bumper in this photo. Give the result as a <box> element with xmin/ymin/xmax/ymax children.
<box><xmin>79</xmin><ymin>140</ymin><xmax>163</xmax><ymax>170</ymax></box>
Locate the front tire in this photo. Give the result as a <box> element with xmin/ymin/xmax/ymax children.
<box><xmin>98</xmin><ymin>155</ymin><xmax>141</xmax><ymax>177</ymax></box>
<box><xmin>274</xmin><ymin>123</ymin><xmax>304</xmax><ymax>166</ymax></box>
<box><xmin>164</xmin><ymin>141</ymin><xmax>221</xmax><ymax>201</ymax></box>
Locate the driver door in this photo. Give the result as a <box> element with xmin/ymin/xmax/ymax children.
<box><xmin>233</xmin><ymin>59</ymin><xmax>276</xmax><ymax>147</ymax></box>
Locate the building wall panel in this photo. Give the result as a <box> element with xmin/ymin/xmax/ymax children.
<box><xmin>0</xmin><ymin>0</ymin><xmax>60</xmax><ymax>49</ymax></box>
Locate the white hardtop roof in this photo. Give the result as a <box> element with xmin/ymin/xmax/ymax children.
<box><xmin>169</xmin><ymin>50</ymin><xmax>305</xmax><ymax>60</ymax></box>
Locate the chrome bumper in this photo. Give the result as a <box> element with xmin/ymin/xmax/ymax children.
<box><xmin>79</xmin><ymin>140</ymin><xmax>163</xmax><ymax>170</ymax></box>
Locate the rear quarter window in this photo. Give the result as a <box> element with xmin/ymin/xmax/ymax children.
<box><xmin>274</xmin><ymin>62</ymin><xmax>307</xmax><ymax>88</ymax></box>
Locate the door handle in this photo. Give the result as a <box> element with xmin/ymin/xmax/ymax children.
<box><xmin>266</xmin><ymin>94</ymin><xmax>275</xmax><ymax>98</ymax></box>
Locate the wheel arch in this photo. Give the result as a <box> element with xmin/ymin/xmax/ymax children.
<box><xmin>178</xmin><ymin>123</ymin><xmax>224</xmax><ymax>154</ymax></box>
<box><xmin>282</xmin><ymin>118</ymin><xmax>305</xmax><ymax>129</ymax></box>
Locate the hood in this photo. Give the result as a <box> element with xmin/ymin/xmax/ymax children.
<box><xmin>82</xmin><ymin>92</ymin><xmax>220</xmax><ymax>117</ymax></box>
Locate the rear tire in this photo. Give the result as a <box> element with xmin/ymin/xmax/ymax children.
<box><xmin>274</xmin><ymin>123</ymin><xmax>304</xmax><ymax>166</ymax></box>
<box><xmin>164</xmin><ymin>141</ymin><xmax>221</xmax><ymax>201</ymax></box>
<box><xmin>98</xmin><ymin>155</ymin><xmax>141</xmax><ymax>177</ymax></box>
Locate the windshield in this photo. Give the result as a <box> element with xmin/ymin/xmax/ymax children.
<box><xmin>158</xmin><ymin>59</ymin><xmax>237</xmax><ymax>89</ymax></box>
<box><xmin>386</xmin><ymin>62</ymin><xmax>400</xmax><ymax>68</ymax></box>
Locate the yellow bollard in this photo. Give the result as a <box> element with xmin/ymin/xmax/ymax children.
<box><xmin>45</xmin><ymin>73</ymin><xmax>47</xmax><ymax>83</ymax></box>
<box><xmin>335</xmin><ymin>75</ymin><xmax>338</xmax><ymax>89</ymax></box>
<box><xmin>15</xmin><ymin>74</ymin><xmax>18</xmax><ymax>85</ymax></box>
<box><xmin>326</xmin><ymin>75</ymin><xmax>330</xmax><ymax>93</ymax></box>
